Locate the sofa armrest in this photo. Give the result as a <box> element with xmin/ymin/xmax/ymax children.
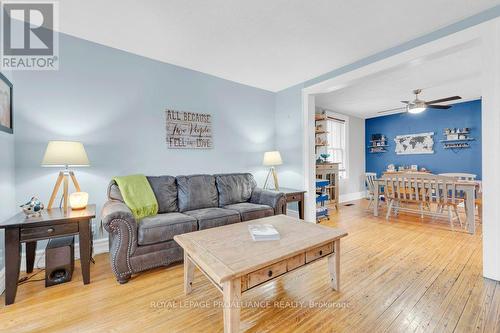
<box><xmin>102</xmin><ymin>200</ymin><xmax>136</xmax><ymax>230</ymax></box>
<box><xmin>250</xmin><ymin>188</ymin><xmax>286</xmax><ymax>215</ymax></box>
<box><xmin>101</xmin><ymin>200</ymin><xmax>137</xmax><ymax>283</ymax></box>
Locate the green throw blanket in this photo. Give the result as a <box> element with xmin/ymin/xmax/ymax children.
<box><xmin>113</xmin><ymin>174</ymin><xmax>158</xmax><ymax>220</ymax></box>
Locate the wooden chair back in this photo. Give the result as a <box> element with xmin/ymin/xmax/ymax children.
<box><xmin>438</xmin><ymin>173</ymin><xmax>477</xmax><ymax>181</ymax></box>
<box><xmin>381</xmin><ymin>173</ymin><xmax>459</xmax><ymax>205</ymax></box>
<box><xmin>365</xmin><ymin>172</ymin><xmax>377</xmax><ymax>194</ymax></box>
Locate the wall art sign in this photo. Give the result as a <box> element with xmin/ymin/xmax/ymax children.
<box><xmin>165</xmin><ymin>109</ymin><xmax>213</xmax><ymax>149</ymax></box>
<box><xmin>394</xmin><ymin>132</ymin><xmax>434</xmax><ymax>155</ymax></box>
<box><xmin>0</xmin><ymin>72</ymin><xmax>13</xmax><ymax>134</ymax></box>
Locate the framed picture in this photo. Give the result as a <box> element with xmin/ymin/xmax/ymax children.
<box><xmin>0</xmin><ymin>72</ymin><xmax>13</xmax><ymax>134</ymax></box>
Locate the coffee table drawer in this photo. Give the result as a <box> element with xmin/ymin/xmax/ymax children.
<box><xmin>306</xmin><ymin>242</ymin><xmax>333</xmax><ymax>263</ymax></box>
<box><xmin>287</xmin><ymin>253</ymin><xmax>305</xmax><ymax>271</ymax></box>
<box><xmin>21</xmin><ymin>223</ymin><xmax>78</xmax><ymax>241</ymax></box>
<box><xmin>247</xmin><ymin>261</ymin><xmax>287</xmax><ymax>289</ymax></box>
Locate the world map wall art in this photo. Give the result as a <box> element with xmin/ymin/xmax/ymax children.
<box><xmin>394</xmin><ymin>132</ymin><xmax>434</xmax><ymax>155</ymax></box>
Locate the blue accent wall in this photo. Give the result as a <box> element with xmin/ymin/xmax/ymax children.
<box><xmin>365</xmin><ymin>99</ymin><xmax>482</xmax><ymax>179</ymax></box>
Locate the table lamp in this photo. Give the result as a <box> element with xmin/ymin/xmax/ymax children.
<box><xmin>41</xmin><ymin>141</ymin><xmax>90</xmax><ymax>211</ymax></box>
<box><xmin>263</xmin><ymin>151</ymin><xmax>282</xmax><ymax>191</ymax></box>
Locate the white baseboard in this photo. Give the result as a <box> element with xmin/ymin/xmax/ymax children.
<box><xmin>286</xmin><ymin>209</ymin><xmax>300</xmax><ymax>219</ymax></box>
<box><xmin>0</xmin><ymin>268</ymin><xmax>4</xmax><ymax>296</ymax></box>
<box><xmin>339</xmin><ymin>191</ymin><xmax>367</xmax><ymax>204</ymax></box>
<box><xmin>1</xmin><ymin>238</ymin><xmax>109</xmax><ymax>296</ymax></box>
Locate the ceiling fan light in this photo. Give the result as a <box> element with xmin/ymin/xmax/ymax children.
<box><xmin>408</xmin><ymin>106</ymin><xmax>426</xmax><ymax>114</ymax></box>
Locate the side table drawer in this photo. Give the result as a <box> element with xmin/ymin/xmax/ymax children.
<box><xmin>305</xmin><ymin>242</ymin><xmax>333</xmax><ymax>263</ymax></box>
<box><xmin>21</xmin><ymin>223</ymin><xmax>78</xmax><ymax>241</ymax></box>
<box><xmin>247</xmin><ymin>261</ymin><xmax>287</xmax><ymax>289</ymax></box>
<box><xmin>286</xmin><ymin>193</ymin><xmax>302</xmax><ymax>202</ymax></box>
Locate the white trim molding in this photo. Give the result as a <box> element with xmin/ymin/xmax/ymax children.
<box><xmin>0</xmin><ymin>268</ymin><xmax>5</xmax><ymax>296</ymax></box>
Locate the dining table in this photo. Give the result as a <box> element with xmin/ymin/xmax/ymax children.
<box><xmin>373</xmin><ymin>177</ymin><xmax>480</xmax><ymax>234</ymax></box>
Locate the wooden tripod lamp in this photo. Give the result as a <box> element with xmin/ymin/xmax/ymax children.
<box><xmin>263</xmin><ymin>151</ymin><xmax>282</xmax><ymax>191</ymax></box>
<box><xmin>41</xmin><ymin>141</ymin><xmax>90</xmax><ymax>211</ymax></box>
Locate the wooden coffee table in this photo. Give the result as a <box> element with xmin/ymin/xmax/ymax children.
<box><xmin>174</xmin><ymin>215</ymin><xmax>348</xmax><ymax>333</ymax></box>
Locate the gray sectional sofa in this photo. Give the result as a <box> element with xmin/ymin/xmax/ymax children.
<box><xmin>101</xmin><ymin>173</ymin><xmax>286</xmax><ymax>284</ymax></box>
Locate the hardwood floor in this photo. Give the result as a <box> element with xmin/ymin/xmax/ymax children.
<box><xmin>1</xmin><ymin>199</ymin><xmax>499</xmax><ymax>332</ymax></box>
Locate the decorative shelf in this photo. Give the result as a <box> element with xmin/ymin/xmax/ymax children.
<box><xmin>367</xmin><ymin>145</ymin><xmax>389</xmax><ymax>148</ymax></box>
<box><xmin>315</xmin><ymin>131</ymin><xmax>329</xmax><ymax>134</ymax></box>
<box><xmin>315</xmin><ymin>144</ymin><xmax>327</xmax><ymax>147</ymax></box>
<box><xmin>440</xmin><ymin>138</ymin><xmax>475</xmax><ymax>142</ymax></box>
<box><xmin>444</xmin><ymin>143</ymin><xmax>471</xmax><ymax>149</ymax></box>
<box><xmin>369</xmin><ymin>134</ymin><xmax>389</xmax><ymax>154</ymax></box>
<box><xmin>315</xmin><ymin>114</ymin><xmax>327</xmax><ymax>121</ymax></box>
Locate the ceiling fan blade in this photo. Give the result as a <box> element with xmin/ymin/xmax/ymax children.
<box><xmin>425</xmin><ymin>96</ymin><xmax>461</xmax><ymax>104</ymax></box>
<box><xmin>400</xmin><ymin>100</ymin><xmax>410</xmax><ymax>104</ymax></box>
<box><xmin>377</xmin><ymin>107</ymin><xmax>407</xmax><ymax>114</ymax></box>
<box><xmin>427</xmin><ymin>104</ymin><xmax>451</xmax><ymax>109</ymax></box>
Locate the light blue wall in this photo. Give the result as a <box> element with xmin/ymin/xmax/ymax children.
<box><xmin>0</xmin><ymin>71</ymin><xmax>15</xmax><ymax>271</ymax></box>
<box><xmin>11</xmin><ymin>33</ymin><xmax>276</xmax><ymax>244</ymax></box>
<box><xmin>275</xmin><ymin>83</ymin><xmax>305</xmax><ymax>190</ymax></box>
<box><xmin>365</xmin><ymin>100</ymin><xmax>482</xmax><ymax>178</ymax></box>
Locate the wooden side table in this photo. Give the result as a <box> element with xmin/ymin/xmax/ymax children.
<box><xmin>0</xmin><ymin>205</ymin><xmax>96</xmax><ymax>305</ymax></box>
<box><xmin>279</xmin><ymin>188</ymin><xmax>307</xmax><ymax>219</ymax></box>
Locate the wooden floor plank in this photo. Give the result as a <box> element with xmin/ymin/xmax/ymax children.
<box><xmin>0</xmin><ymin>199</ymin><xmax>498</xmax><ymax>332</ymax></box>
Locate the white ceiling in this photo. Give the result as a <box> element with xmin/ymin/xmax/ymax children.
<box><xmin>58</xmin><ymin>0</ymin><xmax>500</xmax><ymax>92</ymax></box>
<box><xmin>315</xmin><ymin>43</ymin><xmax>482</xmax><ymax>118</ymax></box>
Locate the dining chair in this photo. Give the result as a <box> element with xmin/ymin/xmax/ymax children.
<box><xmin>438</xmin><ymin>173</ymin><xmax>478</xmax><ymax>217</ymax></box>
<box><xmin>438</xmin><ymin>173</ymin><xmax>477</xmax><ymax>181</ymax></box>
<box><xmin>383</xmin><ymin>174</ymin><xmax>461</xmax><ymax>229</ymax></box>
<box><xmin>383</xmin><ymin>174</ymin><xmax>430</xmax><ymax>220</ymax></box>
<box><xmin>365</xmin><ymin>172</ymin><xmax>378</xmax><ymax>208</ymax></box>
<box><xmin>435</xmin><ymin>176</ymin><xmax>462</xmax><ymax>229</ymax></box>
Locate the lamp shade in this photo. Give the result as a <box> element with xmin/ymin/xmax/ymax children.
<box><xmin>41</xmin><ymin>141</ymin><xmax>90</xmax><ymax>167</ymax></box>
<box><xmin>263</xmin><ymin>151</ymin><xmax>283</xmax><ymax>166</ymax></box>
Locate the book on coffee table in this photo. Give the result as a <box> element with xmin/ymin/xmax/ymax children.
<box><xmin>248</xmin><ymin>224</ymin><xmax>280</xmax><ymax>241</ymax></box>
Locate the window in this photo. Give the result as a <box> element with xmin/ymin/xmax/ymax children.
<box><xmin>326</xmin><ymin>114</ymin><xmax>348</xmax><ymax>179</ymax></box>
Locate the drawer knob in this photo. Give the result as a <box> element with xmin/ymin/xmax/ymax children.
<box><xmin>268</xmin><ymin>270</ymin><xmax>273</xmax><ymax>277</ymax></box>
<box><xmin>47</xmin><ymin>228</ymin><xmax>55</xmax><ymax>233</ymax></box>
<box><xmin>319</xmin><ymin>250</ymin><xmax>323</xmax><ymax>256</ymax></box>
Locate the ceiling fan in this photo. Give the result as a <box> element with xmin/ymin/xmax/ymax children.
<box><xmin>378</xmin><ymin>89</ymin><xmax>462</xmax><ymax>115</ymax></box>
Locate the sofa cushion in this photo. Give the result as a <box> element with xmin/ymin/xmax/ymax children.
<box><xmin>177</xmin><ymin>175</ymin><xmax>218</xmax><ymax>212</ymax></box>
<box><xmin>224</xmin><ymin>202</ymin><xmax>274</xmax><ymax>221</ymax></box>
<box><xmin>184</xmin><ymin>207</ymin><xmax>241</xmax><ymax>230</ymax></box>
<box><xmin>215</xmin><ymin>173</ymin><xmax>257</xmax><ymax>206</ymax></box>
<box><xmin>138</xmin><ymin>213</ymin><xmax>197</xmax><ymax>246</ymax></box>
<box><xmin>147</xmin><ymin>176</ymin><xmax>178</xmax><ymax>213</ymax></box>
